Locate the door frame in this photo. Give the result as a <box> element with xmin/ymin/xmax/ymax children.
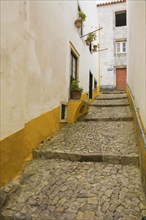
<box><xmin>89</xmin><ymin>71</ymin><xmax>93</xmax><ymax>99</ymax></box>
<box><xmin>116</xmin><ymin>67</ymin><xmax>127</xmax><ymax>90</ymax></box>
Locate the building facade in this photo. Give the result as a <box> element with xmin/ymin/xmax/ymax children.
<box><xmin>0</xmin><ymin>0</ymin><xmax>98</xmax><ymax>184</ymax></box>
<box><xmin>127</xmin><ymin>0</ymin><xmax>146</xmax><ymax>195</ymax></box>
<box><xmin>97</xmin><ymin>0</ymin><xmax>127</xmax><ymax>90</ymax></box>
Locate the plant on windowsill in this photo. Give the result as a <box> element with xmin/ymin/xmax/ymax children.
<box><xmin>70</xmin><ymin>79</ymin><xmax>83</xmax><ymax>100</ymax></box>
<box><xmin>75</xmin><ymin>11</ymin><xmax>86</xmax><ymax>29</ymax></box>
<box><xmin>85</xmin><ymin>33</ymin><xmax>96</xmax><ymax>46</ymax></box>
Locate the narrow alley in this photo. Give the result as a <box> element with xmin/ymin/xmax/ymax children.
<box><xmin>1</xmin><ymin>1</ymin><xmax>146</xmax><ymax>220</ymax></box>
<box><xmin>1</xmin><ymin>91</ymin><xmax>145</xmax><ymax>220</ymax></box>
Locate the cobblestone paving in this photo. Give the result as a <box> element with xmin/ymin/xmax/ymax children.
<box><xmin>33</xmin><ymin>121</ymin><xmax>139</xmax><ymax>165</ymax></box>
<box><xmin>1</xmin><ymin>91</ymin><xmax>146</xmax><ymax>219</ymax></box>
<box><xmin>92</xmin><ymin>99</ymin><xmax>129</xmax><ymax>106</ymax></box>
<box><xmin>97</xmin><ymin>93</ymin><xmax>127</xmax><ymax>100</ymax></box>
<box><xmin>1</xmin><ymin>159</ymin><xmax>146</xmax><ymax>220</ymax></box>
<box><xmin>84</xmin><ymin>106</ymin><xmax>133</xmax><ymax>120</ymax></box>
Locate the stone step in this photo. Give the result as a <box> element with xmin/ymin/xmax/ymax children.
<box><xmin>33</xmin><ymin>121</ymin><xmax>139</xmax><ymax>166</ymax></box>
<box><xmin>96</xmin><ymin>93</ymin><xmax>127</xmax><ymax>100</ymax></box>
<box><xmin>96</xmin><ymin>97</ymin><xmax>128</xmax><ymax>100</ymax></box>
<box><xmin>93</xmin><ymin>98</ymin><xmax>129</xmax><ymax>105</ymax></box>
<box><xmin>33</xmin><ymin>150</ymin><xmax>139</xmax><ymax>166</ymax></box>
<box><xmin>89</xmin><ymin>103</ymin><xmax>130</xmax><ymax>107</ymax></box>
<box><xmin>84</xmin><ymin>116</ymin><xmax>134</xmax><ymax>122</ymax></box>
<box><xmin>101</xmin><ymin>91</ymin><xmax>126</xmax><ymax>94</ymax></box>
<box><xmin>85</xmin><ymin>106</ymin><xmax>133</xmax><ymax>120</ymax></box>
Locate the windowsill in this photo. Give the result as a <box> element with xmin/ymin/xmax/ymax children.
<box><xmin>116</xmin><ymin>53</ymin><xmax>127</xmax><ymax>54</ymax></box>
<box><xmin>115</xmin><ymin>25</ymin><xmax>127</xmax><ymax>28</ymax></box>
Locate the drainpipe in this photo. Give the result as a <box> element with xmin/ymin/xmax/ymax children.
<box><xmin>97</xmin><ymin>24</ymin><xmax>100</xmax><ymax>95</ymax></box>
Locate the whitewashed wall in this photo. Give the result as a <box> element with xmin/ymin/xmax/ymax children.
<box><xmin>1</xmin><ymin>1</ymin><xmax>97</xmax><ymax>139</ymax></box>
<box><xmin>1</xmin><ymin>0</ymin><xmax>98</xmax><ymax>140</ymax></box>
<box><xmin>127</xmin><ymin>0</ymin><xmax>146</xmax><ymax>129</ymax></box>
<box><xmin>97</xmin><ymin>2</ymin><xmax>127</xmax><ymax>88</ymax></box>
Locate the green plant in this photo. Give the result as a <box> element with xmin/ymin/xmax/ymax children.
<box><xmin>86</xmin><ymin>33</ymin><xmax>96</xmax><ymax>42</ymax></box>
<box><xmin>79</xmin><ymin>11</ymin><xmax>86</xmax><ymax>22</ymax></box>
<box><xmin>70</xmin><ymin>79</ymin><xmax>83</xmax><ymax>92</ymax></box>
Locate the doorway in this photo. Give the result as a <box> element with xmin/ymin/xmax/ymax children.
<box><xmin>116</xmin><ymin>68</ymin><xmax>126</xmax><ymax>90</ymax></box>
<box><xmin>89</xmin><ymin>72</ymin><xmax>93</xmax><ymax>99</ymax></box>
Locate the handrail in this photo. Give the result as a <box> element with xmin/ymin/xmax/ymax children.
<box><xmin>129</xmin><ymin>87</ymin><xmax>146</xmax><ymax>148</ymax></box>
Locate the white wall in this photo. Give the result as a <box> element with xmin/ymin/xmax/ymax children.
<box><xmin>79</xmin><ymin>1</ymin><xmax>99</xmax><ymax>92</ymax></box>
<box><xmin>1</xmin><ymin>1</ymin><xmax>27</xmax><ymax>139</ymax></box>
<box><xmin>97</xmin><ymin>2</ymin><xmax>127</xmax><ymax>87</ymax></box>
<box><xmin>1</xmin><ymin>0</ymin><xmax>98</xmax><ymax>140</ymax></box>
<box><xmin>127</xmin><ymin>0</ymin><xmax>146</xmax><ymax>129</ymax></box>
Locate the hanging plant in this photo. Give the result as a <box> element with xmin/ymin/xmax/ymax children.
<box><xmin>79</xmin><ymin>11</ymin><xmax>86</xmax><ymax>22</ymax></box>
<box><xmin>93</xmin><ymin>44</ymin><xmax>98</xmax><ymax>51</ymax></box>
<box><xmin>75</xmin><ymin>11</ymin><xmax>86</xmax><ymax>28</ymax></box>
<box><xmin>85</xmin><ymin>33</ymin><xmax>96</xmax><ymax>46</ymax></box>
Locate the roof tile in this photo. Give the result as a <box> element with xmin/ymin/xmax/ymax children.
<box><xmin>97</xmin><ymin>0</ymin><xmax>126</xmax><ymax>7</ymax></box>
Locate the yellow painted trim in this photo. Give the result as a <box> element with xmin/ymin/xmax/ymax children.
<box><xmin>67</xmin><ymin>100</ymin><xmax>88</xmax><ymax>123</ymax></box>
<box><xmin>0</xmin><ymin>107</ymin><xmax>61</xmax><ymax>185</ymax></box>
<box><xmin>0</xmin><ymin>129</ymin><xmax>25</xmax><ymax>185</ymax></box>
<box><xmin>126</xmin><ymin>85</ymin><xmax>146</xmax><ymax>196</ymax></box>
<box><xmin>88</xmin><ymin>89</ymin><xmax>98</xmax><ymax>103</ymax></box>
<box><xmin>81</xmin><ymin>92</ymin><xmax>88</xmax><ymax>101</ymax></box>
<box><xmin>70</xmin><ymin>42</ymin><xmax>80</xmax><ymax>57</ymax></box>
<box><xmin>126</xmin><ymin>86</ymin><xmax>146</xmax><ymax>132</ymax></box>
<box><xmin>97</xmin><ymin>24</ymin><xmax>100</xmax><ymax>95</ymax></box>
<box><xmin>67</xmin><ymin>89</ymin><xmax>98</xmax><ymax>123</ymax></box>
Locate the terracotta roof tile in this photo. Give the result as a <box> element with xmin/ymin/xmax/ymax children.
<box><xmin>97</xmin><ymin>0</ymin><xmax>126</xmax><ymax>7</ymax></box>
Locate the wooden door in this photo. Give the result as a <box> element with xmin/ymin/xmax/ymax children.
<box><xmin>116</xmin><ymin>68</ymin><xmax>126</xmax><ymax>90</ymax></box>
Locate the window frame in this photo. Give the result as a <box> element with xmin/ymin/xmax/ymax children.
<box><xmin>70</xmin><ymin>51</ymin><xmax>78</xmax><ymax>82</ymax></box>
<box><xmin>116</xmin><ymin>41</ymin><xmax>127</xmax><ymax>54</ymax></box>
<box><xmin>115</xmin><ymin>10</ymin><xmax>127</xmax><ymax>27</ymax></box>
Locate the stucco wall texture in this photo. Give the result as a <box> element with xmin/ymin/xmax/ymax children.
<box><xmin>1</xmin><ymin>0</ymin><xmax>98</xmax><ymax>140</ymax></box>
<box><xmin>97</xmin><ymin>2</ymin><xmax>127</xmax><ymax>88</ymax></box>
<box><xmin>127</xmin><ymin>0</ymin><xmax>146</xmax><ymax>129</ymax></box>
<box><xmin>1</xmin><ymin>0</ymin><xmax>98</xmax><ymax>184</ymax></box>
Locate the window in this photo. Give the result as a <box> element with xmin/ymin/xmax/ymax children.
<box><xmin>60</xmin><ymin>102</ymin><xmax>68</xmax><ymax>122</ymax></box>
<box><xmin>116</xmin><ymin>41</ymin><xmax>127</xmax><ymax>53</ymax></box>
<box><xmin>115</xmin><ymin>11</ymin><xmax>126</xmax><ymax>27</ymax></box>
<box><xmin>70</xmin><ymin>51</ymin><xmax>78</xmax><ymax>83</ymax></box>
<box><xmin>122</xmin><ymin>42</ymin><xmax>126</xmax><ymax>52</ymax></box>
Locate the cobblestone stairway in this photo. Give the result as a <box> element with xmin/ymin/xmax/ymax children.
<box><xmin>1</xmin><ymin>91</ymin><xmax>146</xmax><ymax>220</ymax></box>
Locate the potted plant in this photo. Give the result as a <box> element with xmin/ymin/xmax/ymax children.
<box><xmin>75</xmin><ymin>11</ymin><xmax>86</xmax><ymax>28</ymax></box>
<box><xmin>85</xmin><ymin>33</ymin><xmax>96</xmax><ymax>46</ymax></box>
<box><xmin>93</xmin><ymin>44</ymin><xmax>98</xmax><ymax>51</ymax></box>
<box><xmin>70</xmin><ymin>79</ymin><xmax>83</xmax><ymax>99</ymax></box>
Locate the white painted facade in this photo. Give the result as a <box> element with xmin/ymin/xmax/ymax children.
<box><xmin>127</xmin><ymin>0</ymin><xmax>146</xmax><ymax>129</ymax></box>
<box><xmin>97</xmin><ymin>2</ymin><xmax>127</xmax><ymax>88</ymax></box>
<box><xmin>1</xmin><ymin>0</ymin><xmax>98</xmax><ymax>140</ymax></box>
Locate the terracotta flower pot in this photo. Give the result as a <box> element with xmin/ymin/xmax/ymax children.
<box><xmin>85</xmin><ymin>40</ymin><xmax>91</xmax><ymax>46</ymax></box>
<box><xmin>71</xmin><ymin>91</ymin><xmax>82</xmax><ymax>99</ymax></box>
<box><xmin>93</xmin><ymin>45</ymin><xmax>98</xmax><ymax>51</ymax></box>
<box><xmin>75</xmin><ymin>19</ymin><xmax>82</xmax><ymax>28</ymax></box>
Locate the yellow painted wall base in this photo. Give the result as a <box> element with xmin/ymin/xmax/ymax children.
<box><xmin>67</xmin><ymin>90</ymin><xmax>98</xmax><ymax>123</ymax></box>
<box><xmin>0</xmin><ymin>90</ymin><xmax>98</xmax><ymax>185</ymax></box>
<box><xmin>88</xmin><ymin>89</ymin><xmax>98</xmax><ymax>104</ymax></box>
<box><xmin>67</xmin><ymin>100</ymin><xmax>88</xmax><ymax>123</ymax></box>
<box><xmin>0</xmin><ymin>107</ymin><xmax>61</xmax><ymax>185</ymax></box>
<box><xmin>126</xmin><ymin>85</ymin><xmax>146</xmax><ymax>196</ymax></box>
